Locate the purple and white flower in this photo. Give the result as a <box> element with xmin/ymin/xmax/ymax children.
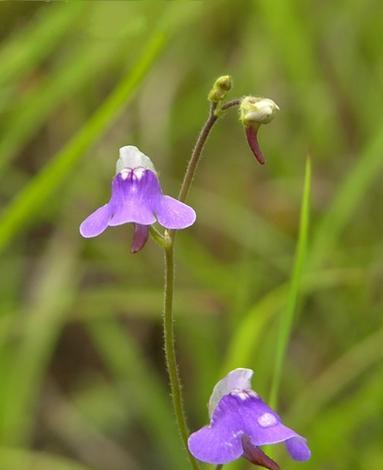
<box><xmin>80</xmin><ymin>146</ymin><xmax>196</xmax><ymax>252</ymax></box>
<box><xmin>188</xmin><ymin>368</ymin><xmax>311</xmax><ymax>469</ymax></box>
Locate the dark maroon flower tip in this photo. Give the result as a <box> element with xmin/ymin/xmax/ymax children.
<box><xmin>131</xmin><ymin>224</ymin><xmax>149</xmax><ymax>253</ymax></box>
<box><xmin>245</xmin><ymin>126</ymin><xmax>266</xmax><ymax>165</ymax></box>
<box><xmin>242</xmin><ymin>436</ymin><xmax>280</xmax><ymax>470</ymax></box>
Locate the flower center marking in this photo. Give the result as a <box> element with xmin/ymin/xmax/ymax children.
<box><xmin>133</xmin><ymin>167</ymin><xmax>146</xmax><ymax>180</ymax></box>
<box><xmin>232</xmin><ymin>389</ymin><xmax>258</xmax><ymax>401</ymax></box>
<box><xmin>120</xmin><ymin>169</ymin><xmax>130</xmax><ymax>180</ymax></box>
<box><xmin>120</xmin><ymin>167</ymin><xmax>146</xmax><ymax>181</ymax></box>
<box><xmin>237</xmin><ymin>391</ymin><xmax>250</xmax><ymax>401</ymax></box>
<box><xmin>257</xmin><ymin>412</ymin><xmax>277</xmax><ymax>427</ymax></box>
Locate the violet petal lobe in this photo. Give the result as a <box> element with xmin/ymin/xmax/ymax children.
<box><xmin>109</xmin><ymin>172</ymin><xmax>157</xmax><ymax>226</ymax></box>
<box><xmin>131</xmin><ymin>224</ymin><xmax>149</xmax><ymax>254</ymax></box>
<box><xmin>156</xmin><ymin>195</ymin><xmax>196</xmax><ymax>229</ymax></box>
<box><xmin>285</xmin><ymin>436</ymin><xmax>311</xmax><ymax>461</ymax></box>
<box><xmin>234</xmin><ymin>391</ymin><xmax>301</xmax><ymax>447</ymax></box>
<box><xmin>80</xmin><ymin>204</ymin><xmax>110</xmax><ymax>238</ymax></box>
<box><xmin>188</xmin><ymin>394</ymin><xmax>244</xmax><ymax>465</ymax></box>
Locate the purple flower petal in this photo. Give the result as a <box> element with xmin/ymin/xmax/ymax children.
<box><xmin>285</xmin><ymin>436</ymin><xmax>311</xmax><ymax>461</ymax></box>
<box><xmin>80</xmin><ymin>204</ymin><xmax>110</xmax><ymax>238</ymax></box>
<box><xmin>131</xmin><ymin>224</ymin><xmax>149</xmax><ymax>253</ymax></box>
<box><xmin>109</xmin><ymin>172</ymin><xmax>158</xmax><ymax>226</ymax></box>
<box><xmin>188</xmin><ymin>394</ymin><xmax>244</xmax><ymax>464</ymax></box>
<box><xmin>209</xmin><ymin>368</ymin><xmax>254</xmax><ymax>417</ymax></box>
<box><xmin>234</xmin><ymin>391</ymin><xmax>301</xmax><ymax>447</ymax></box>
<box><xmin>156</xmin><ymin>195</ymin><xmax>196</xmax><ymax>229</ymax></box>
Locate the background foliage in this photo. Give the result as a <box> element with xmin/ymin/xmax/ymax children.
<box><xmin>1</xmin><ymin>1</ymin><xmax>382</xmax><ymax>469</ymax></box>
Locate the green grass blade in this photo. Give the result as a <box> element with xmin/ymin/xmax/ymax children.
<box><xmin>0</xmin><ymin>447</ymin><xmax>92</xmax><ymax>470</ymax></box>
<box><xmin>310</xmin><ymin>119</ymin><xmax>383</xmax><ymax>267</ymax></box>
<box><xmin>0</xmin><ymin>32</ymin><xmax>166</xmax><ymax>253</ymax></box>
<box><xmin>0</xmin><ymin>22</ymin><xmax>144</xmax><ymax>173</ymax></box>
<box><xmin>191</xmin><ymin>186</ymin><xmax>292</xmax><ymax>262</ymax></box>
<box><xmin>86</xmin><ymin>318</ymin><xmax>188</xmax><ymax>469</ymax></box>
<box><xmin>76</xmin><ymin>286</ymin><xmax>213</xmax><ymax>320</ymax></box>
<box><xmin>223</xmin><ymin>267</ymin><xmax>362</xmax><ymax>377</ymax></box>
<box><xmin>301</xmin><ymin>367</ymin><xmax>383</xmax><ymax>468</ymax></box>
<box><xmin>257</xmin><ymin>0</ymin><xmax>341</xmax><ymax>153</ymax></box>
<box><xmin>289</xmin><ymin>323</ymin><xmax>383</xmax><ymax>427</ymax></box>
<box><xmin>0</xmin><ymin>235</ymin><xmax>79</xmax><ymax>445</ymax></box>
<box><xmin>0</xmin><ymin>2</ymin><xmax>86</xmax><ymax>87</ymax></box>
<box><xmin>223</xmin><ymin>285</ymin><xmax>287</xmax><ymax>373</ymax></box>
<box><xmin>269</xmin><ymin>157</ymin><xmax>311</xmax><ymax>407</ymax></box>
<box><xmin>44</xmin><ymin>386</ymin><xmax>141</xmax><ymax>470</ymax></box>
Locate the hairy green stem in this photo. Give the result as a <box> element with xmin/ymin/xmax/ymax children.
<box><xmin>177</xmin><ymin>103</ymin><xmax>218</xmax><ymax>203</ymax></box>
<box><xmin>163</xmin><ymin>246</ymin><xmax>199</xmax><ymax>470</ymax></box>
<box><xmin>178</xmin><ymin>98</ymin><xmax>241</xmax><ymax>205</ymax></box>
<box><xmin>162</xmin><ymin>98</ymin><xmax>240</xmax><ymax>469</ymax></box>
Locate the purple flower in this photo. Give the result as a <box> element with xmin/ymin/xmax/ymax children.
<box><xmin>188</xmin><ymin>369</ymin><xmax>311</xmax><ymax>469</ymax></box>
<box><xmin>80</xmin><ymin>146</ymin><xmax>196</xmax><ymax>252</ymax></box>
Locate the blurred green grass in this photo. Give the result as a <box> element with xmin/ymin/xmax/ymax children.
<box><xmin>1</xmin><ymin>1</ymin><xmax>383</xmax><ymax>469</ymax></box>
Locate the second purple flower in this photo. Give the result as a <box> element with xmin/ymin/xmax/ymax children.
<box><xmin>188</xmin><ymin>368</ymin><xmax>311</xmax><ymax>469</ymax></box>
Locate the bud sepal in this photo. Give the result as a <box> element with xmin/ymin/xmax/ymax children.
<box><xmin>208</xmin><ymin>75</ymin><xmax>233</xmax><ymax>104</ymax></box>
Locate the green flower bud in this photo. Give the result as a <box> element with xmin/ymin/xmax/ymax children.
<box><xmin>240</xmin><ymin>96</ymin><xmax>280</xmax><ymax>126</ymax></box>
<box><xmin>208</xmin><ymin>75</ymin><xmax>233</xmax><ymax>103</ymax></box>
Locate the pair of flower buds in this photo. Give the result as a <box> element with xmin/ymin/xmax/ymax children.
<box><xmin>80</xmin><ymin>95</ymin><xmax>279</xmax><ymax>252</ymax></box>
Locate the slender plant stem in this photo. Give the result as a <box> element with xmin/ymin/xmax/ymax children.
<box><xmin>177</xmin><ymin>103</ymin><xmax>218</xmax><ymax>203</ymax></box>
<box><xmin>221</xmin><ymin>98</ymin><xmax>241</xmax><ymax>111</ymax></box>
<box><xmin>162</xmin><ymin>98</ymin><xmax>240</xmax><ymax>469</ymax></box>
<box><xmin>215</xmin><ymin>465</ymin><xmax>224</xmax><ymax>470</ymax></box>
<box><xmin>178</xmin><ymin>99</ymin><xmax>241</xmax><ymax>204</ymax></box>
<box><xmin>163</xmin><ymin>245</ymin><xmax>199</xmax><ymax>470</ymax></box>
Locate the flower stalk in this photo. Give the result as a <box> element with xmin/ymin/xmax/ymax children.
<box><xmin>177</xmin><ymin>102</ymin><xmax>218</xmax><ymax>204</ymax></box>
<box><xmin>163</xmin><ymin>244</ymin><xmax>200</xmax><ymax>469</ymax></box>
<box><xmin>161</xmin><ymin>78</ymin><xmax>241</xmax><ymax>469</ymax></box>
<box><xmin>161</xmin><ymin>103</ymin><xmax>220</xmax><ymax>470</ymax></box>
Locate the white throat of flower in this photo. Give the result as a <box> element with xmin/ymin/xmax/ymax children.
<box><xmin>208</xmin><ymin>368</ymin><xmax>254</xmax><ymax>418</ymax></box>
<box><xmin>116</xmin><ymin>146</ymin><xmax>156</xmax><ymax>175</ymax></box>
